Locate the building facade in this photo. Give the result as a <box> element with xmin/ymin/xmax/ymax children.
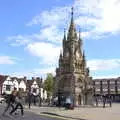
<box><xmin>0</xmin><ymin>75</ymin><xmax>47</xmax><ymax>100</ymax></box>
<box><xmin>54</xmin><ymin>8</ymin><xmax>93</xmax><ymax>106</ymax></box>
<box><xmin>93</xmin><ymin>77</ymin><xmax>120</xmax><ymax>102</ymax></box>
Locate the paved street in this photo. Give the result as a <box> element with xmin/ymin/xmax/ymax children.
<box><xmin>25</xmin><ymin>103</ymin><xmax>120</xmax><ymax>120</ymax></box>
<box><xmin>1</xmin><ymin>103</ymin><xmax>120</xmax><ymax>120</ymax></box>
<box><xmin>0</xmin><ymin>104</ymin><xmax>65</xmax><ymax>120</ymax></box>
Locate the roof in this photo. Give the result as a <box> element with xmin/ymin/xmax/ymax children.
<box><xmin>0</xmin><ymin>75</ymin><xmax>7</xmax><ymax>85</ymax></box>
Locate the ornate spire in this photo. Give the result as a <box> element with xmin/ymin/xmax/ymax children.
<box><xmin>71</xmin><ymin>7</ymin><xmax>74</xmax><ymax>25</ymax></box>
<box><xmin>67</xmin><ymin>7</ymin><xmax>77</xmax><ymax>40</ymax></box>
<box><xmin>83</xmin><ymin>50</ymin><xmax>85</xmax><ymax>59</ymax></box>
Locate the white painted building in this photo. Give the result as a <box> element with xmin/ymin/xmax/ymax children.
<box><xmin>0</xmin><ymin>75</ymin><xmax>48</xmax><ymax>100</ymax></box>
<box><xmin>2</xmin><ymin>76</ymin><xmax>14</xmax><ymax>94</ymax></box>
<box><xmin>19</xmin><ymin>80</ymin><xmax>26</xmax><ymax>92</ymax></box>
<box><xmin>31</xmin><ymin>80</ymin><xmax>39</xmax><ymax>96</ymax></box>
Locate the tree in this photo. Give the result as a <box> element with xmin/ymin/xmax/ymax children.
<box><xmin>44</xmin><ymin>73</ymin><xmax>54</xmax><ymax>98</ymax></box>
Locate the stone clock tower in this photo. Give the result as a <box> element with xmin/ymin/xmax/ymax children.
<box><xmin>54</xmin><ymin>8</ymin><xmax>93</xmax><ymax>106</ymax></box>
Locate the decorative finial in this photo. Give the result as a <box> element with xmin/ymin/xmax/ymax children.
<box><xmin>60</xmin><ymin>50</ymin><xmax>62</xmax><ymax>54</ymax></box>
<box><xmin>60</xmin><ymin>50</ymin><xmax>62</xmax><ymax>56</ymax></box>
<box><xmin>63</xmin><ymin>28</ymin><xmax>66</xmax><ymax>40</ymax></box>
<box><xmin>83</xmin><ymin>50</ymin><xmax>85</xmax><ymax>58</ymax></box>
<box><xmin>71</xmin><ymin>7</ymin><xmax>74</xmax><ymax>20</ymax></box>
<box><xmin>79</xmin><ymin>28</ymin><xmax>81</xmax><ymax>39</ymax></box>
<box><xmin>64</xmin><ymin>28</ymin><xmax>66</xmax><ymax>35</ymax></box>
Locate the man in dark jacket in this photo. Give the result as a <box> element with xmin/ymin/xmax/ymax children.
<box><xmin>9</xmin><ymin>90</ymin><xmax>24</xmax><ymax>116</ymax></box>
<box><xmin>2</xmin><ymin>87</ymin><xmax>17</xmax><ymax>116</ymax></box>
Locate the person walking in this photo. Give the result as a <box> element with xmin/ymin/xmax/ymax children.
<box><xmin>109</xmin><ymin>95</ymin><xmax>112</xmax><ymax>107</ymax></box>
<box><xmin>103</xmin><ymin>94</ymin><xmax>106</xmax><ymax>108</ymax></box>
<box><xmin>27</xmin><ymin>91</ymin><xmax>32</xmax><ymax>109</ymax></box>
<box><xmin>9</xmin><ymin>90</ymin><xmax>24</xmax><ymax>116</ymax></box>
<box><xmin>2</xmin><ymin>87</ymin><xmax>17</xmax><ymax>116</ymax></box>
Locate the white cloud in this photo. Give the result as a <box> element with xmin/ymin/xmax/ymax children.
<box><xmin>26</xmin><ymin>42</ymin><xmax>61</xmax><ymax>65</ymax></box>
<box><xmin>74</xmin><ymin>0</ymin><xmax>120</xmax><ymax>36</ymax></box>
<box><xmin>7</xmin><ymin>0</ymin><xmax>120</xmax><ymax>47</ymax></box>
<box><xmin>5</xmin><ymin>0</ymin><xmax>120</xmax><ymax>79</ymax></box>
<box><xmin>10</xmin><ymin>67</ymin><xmax>56</xmax><ymax>80</ymax></box>
<box><xmin>26</xmin><ymin>6</ymin><xmax>70</xmax><ymax>27</ymax></box>
<box><xmin>0</xmin><ymin>56</ymin><xmax>16</xmax><ymax>64</ymax></box>
<box><xmin>7</xmin><ymin>35</ymin><xmax>35</xmax><ymax>46</ymax></box>
<box><xmin>39</xmin><ymin>26</ymin><xmax>63</xmax><ymax>43</ymax></box>
<box><xmin>26</xmin><ymin>0</ymin><xmax>120</xmax><ymax>39</ymax></box>
<box><xmin>9</xmin><ymin>58</ymin><xmax>120</xmax><ymax>79</ymax></box>
<box><xmin>87</xmin><ymin>59</ymin><xmax>120</xmax><ymax>71</ymax></box>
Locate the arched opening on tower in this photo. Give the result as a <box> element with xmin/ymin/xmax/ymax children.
<box><xmin>78</xmin><ymin>94</ymin><xmax>81</xmax><ymax>105</ymax></box>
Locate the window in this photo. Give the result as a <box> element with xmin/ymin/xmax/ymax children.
<box><xmin>96</xmin><ymin>89</ymin><xmax>100</xmax><ymax>91</ymax></box>
<box><xmin>110</xmin><ymin>81</ymin><xmax>115</xmax><ymax>84</ymax></box>
<box><xmin>6</xmin><ymin>85</ymin><xmax>11</xmax><ymax>91</ymax></box>
<box><xmin>19</xmin><ymin>88</ymin><xmax>21</xmax><ymax>91</ymax></box>
<box><xmin>103</xmin><ymin>88</ymin><xmax>108</xmax><ymax>91</ymax></box>
<box><xmin>33</xmin><ymin>88</ymin><xmax>36</xmax><ymax>93</ymax></box>
<box><xmin>102</xmin><ymin>81</ymin><xmax>107</xmax><ymax>84</ymax></box>
<box><xmin>95</xmin><ymin>82</ymin><xmax>100</xmax><ymax>85</ymax></box>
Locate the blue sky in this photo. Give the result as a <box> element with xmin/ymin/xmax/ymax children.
<box><xmin>0</xmin><ymin>0</ymin><xmax>120</xmax><ymax>79</ymax></box>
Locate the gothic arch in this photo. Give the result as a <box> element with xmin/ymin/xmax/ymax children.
<box><xmin>78</xmin><ymin>94</ymin><xmax>81</xmax><ymax>105</ymax></box>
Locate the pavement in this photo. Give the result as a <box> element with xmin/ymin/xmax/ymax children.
<box><xmin>25</xmin><ymin>103</ymin><xmax>120</xmax><ymax>120</ymax></box>
<box><xmin>0</xmin><ymin>104</ymin><xmax>66</xmax><ymax>120</ymax></box>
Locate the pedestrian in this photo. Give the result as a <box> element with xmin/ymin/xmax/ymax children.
<box><xmin>95</xmin><ymin>96</ymin><xmax>98</xmax><ymax>107</ymax></box>
<box><xmin>103</xmin><ymin>95</ymin><xmax>106</xmax><ymax>108</ymax></box>
<box><xmin>109</xmin><ymin>95</ymin><xmax>112</xmax><ymax>107</ymax></box>
<box><xmin>28</xmin><ymin>91</ymin><xmax>32</xmax><ymax>109</ymax></box>
<box><xmin>2</xmin><ymin>87</ymin><xmax>17</xmax><ymax>116</ymax></box>
<box><xmin>9</xmin><ymin>90</ymin><xmax>24</xmax><ymax>116</ymax></box>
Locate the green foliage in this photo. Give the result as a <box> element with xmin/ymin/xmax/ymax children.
<box><xmin>44</xmin><ymin>73</ymin><xmax>54</xmax><ymax>97</ymax></box>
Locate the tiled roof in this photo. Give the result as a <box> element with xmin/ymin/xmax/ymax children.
<box><xmin>0</xmin><ymin>75</ymin><xmax>7</xmax><ymax>85</ymax></box>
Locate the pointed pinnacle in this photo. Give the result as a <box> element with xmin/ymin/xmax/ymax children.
<box><xmin>63</xmin><ymin>28</ymin><xmax>66</xmax><ymax>40</ymax></box>
<box><xmin>71</xmin><ymin>7</ymin><xmax>74</xmax><ymax>18</ymax></box>
<box><xmin>79</xmin><ymin>28</ymin><xmax>81</xmax><ymax>39</ymax></box>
